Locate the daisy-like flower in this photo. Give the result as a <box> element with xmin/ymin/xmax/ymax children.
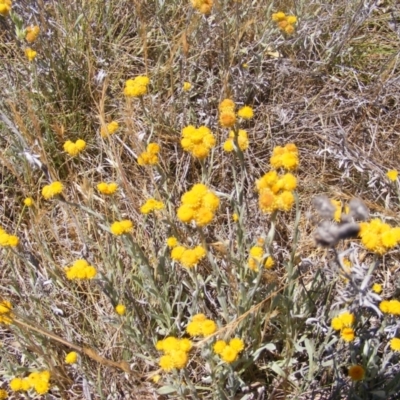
<box><xmin>101</xmin><ymin>121</ymin><xmax>119</xmax><ymax>138</ymax></box>
<box><xmin>97</xmin><ymin>182</ymin><xmax>118</xmax><ymax>195</ymax></box>
<box><xmin>390</xmin><ymin>338</ymin><xmax>400</xmax><ymax>352</ymax></box>
<box><xmin>110</xmin><ymin>220</ymin><xmax>133</xmax><ymax>235</ymax></box>
<box><xmin>23</xmin><ymin>197</ymin><xmax>34</xmax><ymax>207</ymax></box>
<box><xmin>25</xmin><ymin>25</ymin><xmax>40</xmax><ymax>43</ymax></box>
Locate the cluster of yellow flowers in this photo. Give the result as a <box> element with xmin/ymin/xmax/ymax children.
<box><xmin>123</xmin><ymin>76</ymin><xmax>149</xmax><ymax>97</ymax></box>
<box><xmin>65</xmin><ymin>259</ymin><xmax>97</xmax><ymax>280</ymax></box>
<box><xmin>331</xmin><ymin>311</ymin><xmax>356</xmax><ymax>342</ymax></box>
<box><xmin>110</xmin><ymin>220</ymin><xmax>133</xmax><ymax>235</ymax></box>
<box><xmin>156</xmin><ymin>337</ymin><xmax>192</xmax><ymax>371</ymax></box>
<box><xmin>25</xmin><ymin>25</ymin><xmax>40</xmax><ymax>43</ymax></box>
<box><xmin>271</xmin><ymin>12</ymin><xmax>297</xmax><ymax>35</ymax></box>
<box><xmin>65</xmin><ymin>351</ymin><xmax>78</xmax><ymax>364</ymax></box>
<box><xmin>218</xmin><ymin>99</ymin><xmax>254</xmax><ymax>129</ymax></box>
<box><xmin>41</xmin><ymin>181</ymin><xmax>63</xmax><ymax>200</ymax></box>
<box><xmin>63</xmin><ymin>139</ymin><xmax>86</xmax><ymax>156</ymax></box>
<box><xmin>0</xmin><ymin>0</ymin><xmax>11</xmax><ymax>16</ymax></box>
<box><xmin>186</xmin><ymin>314</ymin><xmax>217</xmax><ymax>337</ymax></box>
<box><xmin>138</xmin><ymin>143</ymin><xmax>160</xmax><ymax>166</ymax></box>
<box><xmin>213</xmin><ymin>338</ymin><xmax>245</xmax><ymax>364</ymax></box>
<box><xmin>191</xmin><ymin>0</ymin><xmax>213</xmax><ymax>15</ymax></box>
<box><xmin>97</xmin><ymin>182</ymin><xmax>118</xmax><ymax>195</ymax></box>
<box><xmin>379</xmin><ymin>299</ymin><xmax>400</xmax><ymax>315</ymax></box>
<box><xmin>10</xmin><ymin>371</ymin><xmax>51</xmax><ymax>395</ymax></box>
<box><xmin>170</xmin><ymin>243</ymin><xmax>206</xmax><ymax>268</ymax></box>
<box><xmin>248</xmin><ymin>246</ymin><xmax>274</xmax><ymax>272</ymax></box>
<box><xmin>359</xmin><ymin>219</ymin><xmax>400</xmax><ymax>254</ymax></box>
<box><xmin>256</xmin><ymin>170</ymin><xmax>297</xmax><ymax>213</ymax></box>
<box><xmin>0</xmin><ymin>227</ymin><xmax>19</xmax><ymax>247</ymax></box>
<box><xmin>100</xmin><ymin>121</ymin><xmax>119</xmax><ymax>138</ymax></box>
<box><xmin>24</xmin><ymin>47</ymin><xmax>37</xmax><ymax>62</ymax></box>
<box><xmin>223</xmin><ymin>129</ymin><xmax>249</xmax><ymax>152</ymax></box>
<box><xmin>0</xmin><ymin>300</ymin><xmax>13</xmax><ymax>325</ymax></box>
<box><xmin>177</xmin><ymin>183</ymin><xmax>219</xmax><ymax>226</ymax></box>
<box><xmin>181</xmin><ymin>125</ymin><xmax>216</xmax><ymax>159</ymax></box>
<box><xmin>270</xmin><ymin>143</ymin><xmax>299</xmax><ymax>170</ymax></box>
<box><xmin>140</xmin><ymin>198</ymin><xmax>164</xmax><ymax>214</ymax></box>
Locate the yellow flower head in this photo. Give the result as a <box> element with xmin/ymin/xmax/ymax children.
<box><xmin>229</xmin><ymin>338</ymin><xmax>244</xmax><ymax>352</ymax></box>
<box><xmin>223</xmin><ymin>129</ymin><xmax>249</xmax><ymax>152</ymax></box>
<box><xmin>191</xmin><ymin>0</ymin><xmax>213</xmax><ymax>15</ymax></box>
<box><xmin>272</xmin><ymin>12</ymin><xmax>286</xmax><ymax>22</ymax></box>
<box><xmin>65</xmin><ymin>351</ymin><xmax>78</xmax><ymax>364</ymax></box>
<box><xmin>115</xmin><ymin>304</ymin><xmax>126</xmax><ymax>315</ymax></box>
<box><xmin>0</xmin><ymin>389</ymin><xmax>7</xmax><ymax>399</ymax></box>
<box><xmin>42</xmin><ymin>181</ymin><xmax>63</xmax><ymax>200</ymax></box>
<box><xmin>372</xmin><ymin>283</ymin><xmax>382</xmax><ymax>294</ymax></box>
<box><xmin>0</xmin><ymin>0</ymin><xmax>12</xmax><ymax>16</ymax></box>
<box><xmin>270</xmin><ymin>143</ymin><xmax>299</xmax><ymax>170</ymax></box>
<box><xmin>348</xmin><ymin>365</ymin><xmax>365</xmax><ymax>381</ymax></box>
<box><xmin>9</xmin><ymin>378</ymin><xmax>23</xmax><ymax>392</ymax></box>
<box><xmin>140</xmin><ymin>198</ymin><xmax>164</xmax><ymax>214</ymax></box>
<box><xmin>101</xmin><ymin>121</ymin><xmax>119</xmax><ymax>137</ymax></box>
<box><xmin>63</xmin><ymin>139</ymin><xmax>86</xmax><ymax>156</ymax></box>
<box><xmin>219</xmin><ymin>111</ymin><xmax>236</xmax><ymax>128</ymax></box>
<box><xmin>23</xmin><ymin>197</ymin><xmax>34</xmax><ymax>207</ymax></box>
<box><xmin>97</xmin><ymin>182</ymin><xmax>118</xmax><ymax>195</ymax></box>
<box><xmin>237</xmin><ymin>106</ymin><xmax>254</xmax><ymax>119</ymax></box>
<box><xmin>183</xmin><ymin>82</ymin><xmax>192</xmax><ymax>91</ymax></box>
<box><xmin>124</xmin><ymin>76</ymin><xmax>150</xmax><ymax>97</ymax></box>
<box><xmin>167</xmin><ymin>237</ymin><xmax>178</xmax><ymax>248</ymax></box>
<box><xmin>390</xmin><ymin>338</ymin><xmax>400</xmax><ymax>352</ymax></box>
<box><xmin>340</xmin><ymin>327</ymin><xmax>355</xmax><ymax>342</ymax></box>
<box><xmin>220</xmin><ymin>346</ymin><xmax>239</xmax><ymax>363</ymax></box>
<box><xmin>181</xmin><ymin>125</ymin><xmax>216</xmax><ymax>159</ymax></box>
<box><xmin>24</xmin><ymin>47</ymin><xmax>37</xmax><ymax>61</ymax></box>
<box><xmin>138</xmin><ymin>143</ymin><xmax>160</xmax><ymax>165</ymax></box>
<box><xmin>65</xmin><ymin>259</ymin><xmax>97</xmax><ymax>280</ymax></box>
<box><xmin>110</xmin><ymin>220</ymin><xmax>133</xmax><ymax>235</ymax></box>
<box><xmin>25</xmin><ymin>25</ymin><xmax>40</xmax><ymax>43</ymax></box>
<box><xmin>386</xmin><ymin>169</ymin><xmax>398</xmax><ymax>182</ymax></box>
<box><xmin>213</xmin><ymin>340</ymin><xmax>227</xmax><ymax>355</ymax></box>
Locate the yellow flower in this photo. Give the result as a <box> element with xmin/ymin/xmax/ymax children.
<box><xmin>65</xmin><ymin>351</ymin><xmax>78</xmax><ymax>364</ymax></box>
<box><xmin>220</xmin><ymin>346</ymin><xmax>239</xmax><ymax>363</ymax></box>
<box><xmin>201</xmin><ymin>319</ymin><xmax>217</xmax><ymax>336</ymax></box>
<box><xmin>341</xmin><ymin>327</ymin><xmax>355</xmax><ymax>342</ymax></box>
<box><xmin>9</xmin><ymin>378</ymin><xmax>23</xmax><ymax>392</ymax></box>
<box><xmin>178</xmin><ymin>338</ymin><xmax>192</xmax><ymax>352</ymax></box>
<box><xmin>101</xmin><ymin>121</ymin><xmax>119</xmax><ymax>137</ymax></box>
<box><xmin>219</xmin><ymin>99</ymin><xmax>235</xmax><ymax>112</ymax></box>
<box><xmin>229</xmin><ymin>338</ymin><xmax>244</xmax><ymax>352</ymax></box>
<box><xmin>348</xmin><ymin>365</ymin><xmax>365</xmax><ymax>381</ymax></box>
<box><xmin>359</xmin><ymin>219</ymin><xmax>400</xmax><ymax>254</ymax></box>
<box><xmin>372</xmin><ymin>283</ymin><xmax>382</xmax><ymax>294</ymax></box>
<box><xmin>386</xmin><ymin>169</ymin><xmax>398</xmax><ymax>181</ymax></box>
<box><xmin>191</xmin><ymin>0</ymin><xmax>213</xmax><ymax>15</ymax></box>
<box><xmin>286</xmin><ymin>15</ymin><xmax>297</xmax><ymax>24</ymax></box>
<box><xmin>171</xmin><ymin>245</ymin><xmax>185</xmax><ymax>261</ymax></box>
<box><xmin>140</xmin><ymin>198</ymin><xmax>164</xmax><ymax>214</ymax></box>
<box><xmin>213</xmin><ymin>340</ymin><xmax>227</xmax><ymax>354</ymax></box>
<box><xmin>181</xmin><ymin>125</ymin><xmax>216</xmax><ymax>159</ymax></box>
<box><xmin>33</xmin><ymin>380</ymin><xmax>50</xmax><ymax>395</ymax></box>
<box><xmin>331</xmin><ymin>317</ymin><xmax>343</xmax><ymax>331</ymax></box>
<box><xmin>0</xmin><ymin>230</ymin><xmax>19</xmax><ymax>247</ymax></box>
<box><xmin>271</xmin><ymin>12</ymin><xmax>286</xmax><ymax>22</ymax></box>
<box><xmin>23</xmin><ymin>197</ymin><xmax>34</xmax><ymax>207</ymax></box>
<box><xmin>115</xmin><ymin>304</ymin><xmax>126</xmax><ymax>315</ymax></box>
<box><xmin>97</xmin><ymin>182</ymin><xmax>118</xmax><ymax>195</ymax></box>
<box><xmin>183</xmin><ymin>82</ymin><xmax>192</xmax><ymax>91</ymax></box>
<box><xmin>138</xmin><ymin>143</ymin><xmax>160</xmax><ymax>165</ymax></box>
<box><xmin>223</xmin><ymin>129</ymin><xmax>249</xmax><ymax>152</ymax></box>
<box><xmin>219</xmin><ymin>111</ymin><xmax>236</xmax><ymax>128</ymax></box>
<box><xmin>65</xmin><ymin>259</ymin><xmax>97</xmax><ymax>280</ymax></box>
<box><xmin>167</xmin><ymin>237</ymin><xmax>178</xmax><ymax>248</ymax></box>
<box><xmin>270</xmin><ymin>144</ymin><xmax>299</xmax><ymax>170</ymax></box>
<box><xmin>339</xmin><ymin>311</ymin><xmax>355</xmax><ymax>327</ymax></box>
<box><xmin>24</xmin><ymin>47</ymin><xmax>37</xmax><ymax>61</ymax></box>
<box><xmin>110</xmin><ymin>220</ymin><xmax>133</xmax><ymax>235</ymax></box>
<box><xmin>63</xmin><ymin>139</ymin><xmax>86</xmax><ymax>156</ymax></box>
<box><xmin>41</xmin><ymin>181</ymin><xmax>63</xmax><ymax>200</ymax></box>
<box><xmin>159</xmin><ymin>355</ymin><xmax>175</xmax><ymax>371</ymax></box>
<box><xmin>152</xmin><ymin>374</ymin><xmax>161</xmax><ymax>383</ymax></box>
<box><xmin>0</xmin><ymin>389</ymin><xmax>7</xmax><ymax>399</ymax></box>
<box><xmin>390</xmin><ymin>338</ymin><xmax>400</xmax><ymax>352</ymax></box>
<box><xmin>124</xmin><ymin>76</ymin><xmax>150</xmax><ymax>97</ymax></box>
<box><xmin>284</xmin><ymin>24</ymin><xmax>295</xmax><ymax>34</ymax></box>
<box><xmin>186</xmin><ymin>320</ymin><xmax>203</xmax><ymax>336</ymax></box>
<box><xmin>237</xmin><ymin>106</ymin><xmax>254</xmax><ymax>119</ymax></box>
<box><xmin>25</xmin><ymin>25</ymin><xmax>40</xmax><ymax>43</ymax></box>
<box><xmin>379</xmin><ymin>300</ymin><xmax>390</xmax><ymax>313</ymax></box>
<box><xmin>232</xmin><ymin>213</ymin><xmax>239</xmax><ymax>222</ymax></box>
<box><xmin>0</xmin><ymin>300</ymin><xmax>12</xmax><ymax>314</ymax></box>
<box><xmin>0</xmin><ymin>0</ymin><xmax>11</xmax><ymax>16</ymax></box>
<box><xmin>264</xmin><ymin>256</ymin><xmax>274</xmax><ymax>269</ymax></box>
<box><xmin>388</xmin><ymin>299</ymin><xmax>400</xmax><ymax>315</ymax></box>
